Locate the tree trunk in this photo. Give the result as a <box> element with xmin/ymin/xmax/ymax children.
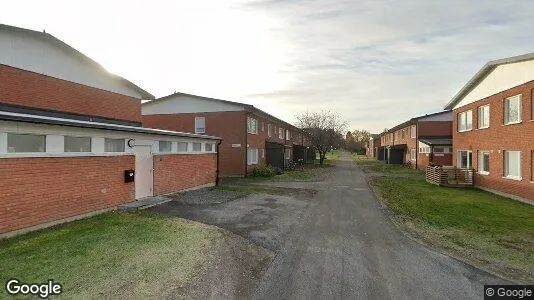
<box><xmin>319</xmin><ymin>152</ymin><xmax>326</xmax><ymax>165</ymax></box>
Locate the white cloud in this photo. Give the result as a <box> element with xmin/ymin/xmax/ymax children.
<box><xmin>3</xmin><ymin>0</ymin><xmax>534</xmax><ymax>132</ymax></box>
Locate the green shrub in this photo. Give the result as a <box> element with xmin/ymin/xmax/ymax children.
<box><xmin>250</xmin><ymin>165</ymin><xmax>277</xmax><ymax>178</ymax></box>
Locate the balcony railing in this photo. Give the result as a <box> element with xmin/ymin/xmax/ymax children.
<box><xmin>425</xmin><ymin>166</ymin><xmax>474</xmax><ymax>187</ymax></box>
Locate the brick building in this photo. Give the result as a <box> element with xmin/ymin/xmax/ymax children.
<box><xmin>0</xmin><ymin>24</ymin><xmax>220</xmax><ymax>236</ymax></box>
<box><xmin>142</xmin><ymin>93</ymin><xmax>309</xmax><ymax>176</ymax></box>
<box><xmin>377</xmin><ymin>111</ymin><xmax>453</xmax><ymax>169</ymax></box>
<box><xmin>366</xmin><ymin>134</ymin><xmax>379</xmax><ymax>157</ymax></box>
<box><xmin>444</xmin><ymin>53</ymin><xmax>534</xmax><ymax>203</ymax></box>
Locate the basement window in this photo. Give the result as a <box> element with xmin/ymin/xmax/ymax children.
<box><xmin>7</xmin><ymin>133</ymin><xmax>46</xmax><ymax>153</ymax></box>
<box><xmin>159</xmin><ymin>141</ymin><xmax>172</xmax><ymax>153</ymax></box>
<box><xmin>104</xmin><ymin>138</ymin><xmax>125</xmax><ymax>152</ymax></box>
<box><xmin>64</xmin><ymin>136</ymin><xmax>91</xmax><ymax>152</ymax></box>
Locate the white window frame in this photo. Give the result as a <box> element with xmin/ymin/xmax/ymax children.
<box><xmin>478</xmin><ymin>150</ymin><xmax>490</xmax><ymax>175</ymax></box>
<box><xmin>504</xmin><ymin>94</ymin><xmax>522</xmax><ymax>125</ymax></box>
<box><xmin>192</xmin><ymin>142</ymin><xmax>202</xmax><ymax>152</ymax></box>
<box><xmin>478</xmin><ymin>105</ymin><xmax>490</xmax><ymax>129</ymax></box>
<box><xmin>64</xmin><ymin>136</ymin><xmax>92</xmax><ymax>153</ymax></box>
<box><xmin>410</xmin><ymin>125</ymin><xmax>416</xmax><ymax>138</ymax></box>
<box><xmin>457</xmin><ymin>150</ymin><xmax>472</xmax><ymax>168</ymax></box>
<box><xmin>458</xmin><ymin>110</ymin><xmax>472</xmax><ymax>132</ymax></box>
<box><xmin>504</xmin><ymin>150</ymin><xmax>522</xmax><ymax>180</ymax></box>
<box><xmin>159</xmin><ymin>141</ymin><xmax>172</xmax><ymax>153</ymax></box>
<box><xmin>104</xmin><ymin>138</ymin><xmax>125</xmax><ymax>153</ymax></box>
<box><xmin>177</xmin><ymin>142</ymin><xmax>188</xmax><ymax>153</ymax></box>
<box><xmin>285</xmin><ymin>148</ymin><xmax>291</xmax><ymax>159</ymax></box>
<box><xmin>247</xmin><ymin>148</ymin><xmax>258</xmax><ymax>165</ymax></box>
<box><xmin>260</xmin><ymin>148</ymin><xmax>265</xmax><ymax>159</ymax></box>
<box><xmin>204</xmin><ymin>143</ymin><xmax>213</xmax><ymax>152</ymax></box>
<box><xmin>285</xmin><ymin>129</ymin><xmax>290</xmax><ymax>141</ymax></box>
<box><xmin>247</xmin><ymin>117</ymin><xmax>258</xmax><ymax>134</ymax></box>
<box><xmin>195</xmin><ymin>117</ymin><xmax>206</xmax><ymax>134</ymax></box>
<box><xmin>267</xmin><ymin>124</ymin><xmax>272</xmax><ymax>137</ymax></box>
<box><xmin>410</xmin><ymin>149</ymin><xmax>416</xmax><ymax>161</ymax></box>
<box><xmin>278</xmin><ymin>128</ymin><xmax>284</xmax><ymax>139</ymax></box>
<box><xmin>7</xmin><ymin>133</ymin><xmax>47</xmax><ymax>153</ymax></box>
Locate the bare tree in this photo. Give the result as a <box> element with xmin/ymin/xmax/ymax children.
<box><xmin>295</xmin><ymin>110</ymin><xmax>347</xmax><ymax>165</ymax></box>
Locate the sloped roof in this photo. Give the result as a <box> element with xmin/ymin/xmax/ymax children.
<box><xmin>0</xmin><ymin>110</ymin><xmax>220</xmax><ymax>140</ymax></box>
<box><xmin>444</xmin><ymin>52</ymin><xmax>534</xmax><ymax>110</ymax></box>
<box><xmin>387</xmin><ymin>110</ymin><xmax>451</xmax><ymax>132</ymax></box>
<box><xmin>0</xmin><ymin>23</ymin><xmax>154</xmax><ymax>100</ymax></box>
<box><xmin>419</xmin><ymin>138</ymin><xmax>452</xmax><ymax>146</ymax></box>
<box><xmin>144</xmin><ymin>92</ymin><xmax>301</xmax><ymax>131</ymax></box>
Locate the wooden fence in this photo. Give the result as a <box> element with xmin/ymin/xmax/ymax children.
<box><xmin>425</xmin><ymin>166</ymin><xmax>474</xmax><ymax>187</ymax></box>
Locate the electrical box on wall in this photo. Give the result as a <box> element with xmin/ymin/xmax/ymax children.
<box><xmin>124</xmin><ymin>170</ymin><xmax>135</xmax><ymax>183</ymax></box>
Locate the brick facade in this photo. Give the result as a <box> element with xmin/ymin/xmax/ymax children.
<box><xmin>0</xmin><ymin>64</ymin><xmax>142</xmax><ymax>123</ymax></box>
<box><xmin>153</xmin><ymin>154</ymin><xmax>216</xmax><ymax>195</ymax></box>
<box><xmin>0</xmin><ymin>156</ymin><xmax>135</xmax><ymax>234</ymax></box>
<box><xmin>142</xmin><ymin>110</ymin><xmax>303</xmax><ymax>176</ymax></box>
<box><xmin>143</xmin><ymin>111</ymin><xmax>246</xmax><ymax>176</ymax></box>
<box><xmin>452</xmin><ymin>81</ymin><xmax>534</xmax><ymax>202</ymax></box>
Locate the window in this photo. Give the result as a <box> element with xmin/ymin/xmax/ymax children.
<box><xmin>159</xmin><ymin>141</ymin><xmax>172</xmax><ymax>152</ymax></box>
<box><xmin>104</xmin><ymin>138</ymin><xmax>125</xmax><ymax>152</ymax></box>
<box><xmin>477</xmin><ymin>105</ymin><xmax>490</xmax><ymax>129</ymax></box>
<box><xmin>478</xmin><ymin>151</ymin><xmax>490</xmax><ymax>175</ymax></box>
<box><xmin>285</xmin><ymin>130</ymin><xmax>290</xmax><ymax>140</ymax></box>
<box><xmin>260</xmin><ymin>148</ymin><xmax>265</xmax><ymax>158</ymax></box>
<box><xmin>64</xmin><ymin>136</ymin><xmax>91</xmax><ymax>152</ymax></box>
<box><xmin>267</xmin><ymin>124</ymin><xmax>272</xmax><ymax>137</ymax></box>
<box><xmin>410</xmin><ymin>149</ymin><xmax>416</xmax><ymax>160</ymax></box>
<box><xmin>394</xmin><ymin>132</ymin><xmax>398</xmax><ymax>141</ymax></box>
<box><xmin>177</xmin><ymin>142</ymin><xmax>188</xmax><ymax>152</ymax></box>
<box><xmin>247</xmin><ymin>148</ymin><xmax>258</xmax><ymax>165</ymax></box>
<box><xmin>504</xmin><ymin>151</ymin><xmax>521</xmax><ymax>179</ymax></box>
<box><xmin>195</xmin><ymin>117</ymin><xmax>206</xmax><ymax>134</ymax></box>
<box><xmin>458</xmin><ymin>110</ymin><xmax>472</xmax><ymax>132</ymax></box>
<box><xmin>410</xmin><ymin>125</ymin><xmax>416</xmax><ymax>138</ymax></box>
<box><xmin>261</xmin><ymin>122</ymin><xmax>265</xmax><ymax>132</ymax></box>
<box><xmin>457</xmin><ymin>150</ymin><xmax>472</xmax><ymax>168</ymax></box>
<box><xmin>192</xmin><ymin>142</ymin><xmax>202</xmax><ymax>152</ymax></box>
<box><xmin>7</xmin><ymin>133</ymin><xmax>46</xmax><ymax>153</ymax></box>
<box><xmin>247</xmin><ymin>117</ymin><xmax>258</xmax><ymax>134</ymax></box>
<box><xmin>205</xmin><ymin>143</ymin><xmax>213</xmax><ymax>152</ymax></box>
<box><xmin>279</xmin><ymin>128</ymin><xmax>284</xmax><ymax>139</ymax></box>
<box><xmin>504</xmin><ymin>95</ymin><xmax>522</xmax><ymax>125</ymax></box>
<box><xmin>285</xmin><ymin>148</ymin><xmax>291</xmax><ymax>159</ymax></box>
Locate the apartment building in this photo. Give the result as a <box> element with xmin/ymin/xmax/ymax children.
<box><xmin>377</xmin><ymin>111</ymin><xmax>453</xmax><ymax>169</ymax></box>
<box><xmin>366</xmin><ymin>134</ymin><xmax>380</xmax><ymax>158</ymax></box>
<box><xmin>0</xmin><ymin>24</ymin><xmax>220</xmax><ymax>236</ymax></box>
<box><xmin>444</xmin><ymin>53</ymin><xmax>534</xmax><ymax>203</ymax></box>
<box><xmin>141</xmin><ymin>93</ymin><xmax>309</xmax><ymax>176</ymax></box>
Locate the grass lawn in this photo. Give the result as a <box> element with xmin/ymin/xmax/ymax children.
<box><xmin>0</xmin><ymin>212</ymin><xmax>225</xmax><ymax>298</ymax></box>
<box><xmin>352</xmin><ymin>154</ymin><xmax>423</xmax><ymax>176</ymax></box>
<box><xmin>373</xmin><ymin>176</ymin><xmax>534</xmax><ymax>282</ymax></box>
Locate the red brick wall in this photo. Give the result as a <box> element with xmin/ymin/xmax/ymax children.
<box><xmin>452</xmin><ymin>80</ymin><xmax>534</xmax><ymax>202</ymax></box>
<box><xmin>0</xmin><ymin>156</ymin><xmax>135</xmax><ymax>234</ymax></box>
<box><xmin>0</xmin><ymin>64</ymin><xmax>142</xmax><ymax>123</ymax></box>
<box><xmin>431</xmin><ymin>153</ymin><xmax>453</xmax><ymax>166</ymax></box>
<box><xmin>153</xmin><ymin>154</ymin><xmax>216</xmax><ymax>195</ymax></box>
<box><xmin>418</xmin><ymin>121</ymin><xmax>452</xmax><ymax>137</ymax></box>
<box><xmin>142</xmin><ymin>111</ymin><xmax>246</xmax><ymax>176</ymax></box>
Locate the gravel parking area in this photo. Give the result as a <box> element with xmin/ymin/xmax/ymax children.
<box><xmin>167</xmin><ymin>187</ymin><xmax>247</xmax><ymax>206</ymax></box>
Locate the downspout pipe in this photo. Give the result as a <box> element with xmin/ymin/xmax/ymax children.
<box><xmin>215</xmin><ymin>139</ymin><xmax>222</xmax><ymax>186</ymax></box>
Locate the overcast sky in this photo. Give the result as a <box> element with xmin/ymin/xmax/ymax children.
<box><xmin>3</xmin><ymin>0</ymin><xmax>534</xmax><ymax>132</ymax></box>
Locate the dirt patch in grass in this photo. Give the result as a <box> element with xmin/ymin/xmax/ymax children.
<box><xmin>370</xmin><ymin>176</ymin><xmax>534</xmax><ymax>283</ymax></box>
<box><xmin>0</xmin><ymin>211</ymin><xmax>274</xmax><ymax>299</ymax></box>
